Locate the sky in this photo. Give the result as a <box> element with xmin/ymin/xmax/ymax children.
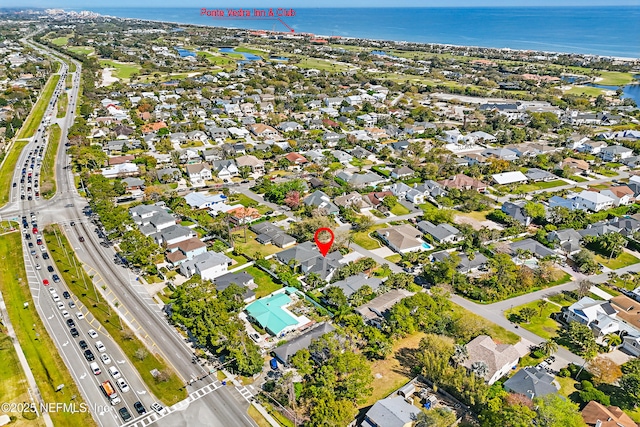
<box><xmin>11</xmin><ymin>0</ymin><xmax>640</xmax><ymax>8</ymax></box>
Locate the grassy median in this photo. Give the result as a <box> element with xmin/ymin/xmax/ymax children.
<box><xmin>16</xmin><ymin>74</ymin><xmax>60</xmax><ymax>140</ymax></box>
<box><xmin>0</xmin><ymin>139</ymin><xmax>28</xmax><ymax>207</ymax></box>
<box><xmin>56</xmin><ymin>93</ymin><xmax>68</xmax><ymax>118</ymax></box>
<box><xmin>43</xmin><ymin>225</ymin><xmax>187</xmax><ymax>405</ymax></box>
<box><xmin>41</xmin><ymin>124</ymin><xmax>61</xmax><ymax>199</ymax></box>
<box><xmin>0</xmin><ymin>231</ymin><xmax>95</xmax><ymax>427</ymax></box>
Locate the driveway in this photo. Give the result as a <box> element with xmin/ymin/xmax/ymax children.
<box><xmin>370</xmin><ymin>247</ymin><xmax>396</xmax><ymax>258</ymax></box>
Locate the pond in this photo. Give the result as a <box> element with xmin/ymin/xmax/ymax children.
<box><xmin>587</xmin><ymin>82</ymin><xmax>640</xmax><ymax>105</ymax></box>
<box><xmin>219</xmin><ymin>47</ymin><xmax>262</xmax><ymax>62</ymax></box>
<box><xmin>175</xmin><ymin>47</ymin><xmax>195</xmax><ymax>57</ymax></box>
<box><xmin>269</xmin><ymin>56</ymin><xmax>289</xmax><ymax>61</ymax></box>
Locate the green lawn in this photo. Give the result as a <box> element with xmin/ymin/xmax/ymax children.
<box><xmin>565</xmin><ymin>86</ymin><xmax>606</xmax><ymax>96</ymax></box>
<box><xmin>230</xmin><ymin>193</ymin><xmax>259</xmax><ymax>208</ymax></box>
<box><xmin>56</xmin><ymin>92</ymin><xmax>68</xmax><ymax>118</ymax></box>
<box><xmin>570</xmin><ymin>175</ymin><xmax>588</xmax><ymax>183</ymax></box>
<box><xmin>43</xmin><ymin>226</ymin><xmax>186</xmax><ymax>405</ymax></box>
<box><xmin>17</xmin><ymin>74</ymin><xmax>60</xmax><ymax>140</ymax></box>
<box><xmin>352</xmin><ymin>224</ymin><xmax>387</xmax><ymax>250</ymax></box>
<box><xmin>295</xmin><ymin>57</ymin><xmax>349</xmax><ymax>72</ymax></box>
<box><xmin>0</xmin><ymin>139</ymin><xmax>28</xmax><ymax>207</ymax></box>
<box><xmin>98</xmin><ymin>60</ymin><xmax>141</xmax><ymax>79</ymax></box>
<box><xmin>244</xmin><ymin>266</ymin><xmax>282</xmax><ymax>298</ymax></box>
<box><xmin>505</xmin><ymin>300</ymin><xmax>563</xmax><ymax>340</ymax></box>
<box><xmin>556</xmin><ymin>376</ymin><xmax>579</xmax><ymax>398</ymax></box>
<box><xmin>197</xmin><ymin>51</ymin><xmax>237</xmax><ymax>67</ymax></box>
<box><xmin>67</xmin><ymin>46</ymin><xmax>94</xmax><ymax>55</ymax></box>
<box><xmin>451</xmin><ymin>303</ymin><xmax>520</xmax><ymax>345</ymax></box>
<box><xmin>236</xmin><ymin>46</ymin><xmax>267</xmax><ymax>56</ymax></box>
<box><xmin>0</xmin><ymin>332</ymin><xmax>37</xmax><ymax>426</ymax></box>
<box><xmin>594</xmin><ymin>252</ymin><xmax>640</xmax><ymax>270</ymax></box>
<box><xmin>228</xmin><ymin>252</ymin><xmax>249</xmax><ymax>268</ymax></box>
<box><xmin>41</xmin><ymin>124</ymin><xmax>61</xmax><ymax>199</ymax></box>
<box><xmin>51</xmin><ymin>36</ymin><xmax>69</xmax><ymax>46</ymax></box>
<box><xmin>0</xmin><ymin>232</ymin><xmax>96</xmax><ymax>427</ymax></box>
<box><xmin>232</xmin><ymin>230</ymin><xmax>283</xmax><ymax>258</ymax></box>
<box><xmin>385</xmin><ymin>254</ymin><xmax>402</xmax><ymax>264</ymax></box>
<box><xmin>597</xmin><ymin>71</ymin><xmax>636</xmax><ymax>86</ymax></box>
<box><xmin>390</xmin><ymin>203</ymin><xmax>411</xmax><ymax>216</ymax></box>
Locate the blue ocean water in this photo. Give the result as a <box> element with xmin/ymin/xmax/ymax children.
<box><xmin>77</xmin><ymin>7</ymin><xmax>640</xmax><ymax>58</ymax></box>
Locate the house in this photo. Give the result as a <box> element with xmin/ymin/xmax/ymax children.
<box><xmin>214</xmin><ymin>271</ymin><xmax>256</xmax><ymax>303</ymax></box>
<box><xmin>581</xmin><ymin>401</ymin><xmax>637</xmax><ymax>427</ymax></box>
<box><xmin>390</xmin><ymin>166</ymin><xmax>414</xmax><ymax>179</ymax></box>
<box><xmin>389</xmin><ymin>182</ymin><xmax>412</xmax><ymax>198</ymax></box>
<box><xmin>178</xmin><ymin>251</ymin><xmax>232</xmax><ymax>280</ymax></box>
<box><xmin>284</xmin><ymin>152</ymin><xmax>308</xmax><ymax>165</ymax></box>
<box><xmin>366</xmin><ymin>191</ymin><xmax>393</xmax><ymax>209</ymax></box>
<box><xmin>350</xmin><ymin>146</ymin><xmax>374</xmax><ymax>160</ymax></box>
<box><xmin>362</xmin><ymin>396</ymin><xmax>421</xmax><ymax>427</ymax></box>
<box><xmin>329</xmin><ymin>274</ymin><xmax>382</xmax><ymax>298</ymax></box>
<box><xmin>503</xmin><ymin>367</ymin><xmax>559</xmax><ymax>399</ymax></box>
<box><xmin>336</xmin><ymin>171</ymin><xmax>386</xmax><ymax>188</ymax></box>
<box><xmin>235</xmin><ymin>155</ymin><xmax>265</xmax><ymax>173</ymax></box>
<box><xmin>404</xmin><ymin>188</ymin><xmax>425</xmax><ymax>205</ymax></box>
<box><xmin>562</xmin><ymin>158</ymin><xmax>590</xmax><ymax>173</ymax></box>
<box><xmin>578</xmin><ymin>140</ymin><xmax>608</xmax><ymax>154</ymax></box>
<box><xmin>122</xmin><ymin>177</ymin><xmax>144</xmax><ymax>192</ymax></box>
<box><xmin>159</xmin><ymin>225</ymin><xmax>197</xmax><ymax>246</ymax></box>
<box><xmin>461</xmin><ymin>335</ymin><xmax>520</xmax><ymax>385</ymax></box>
<box><xmin>502</xmin><ymin>200</ymin><xmax>532</xmax><ymax>226</ymax></box>
<box><xmin>185</xmin><ymin>163</ymin><xmax>213</xmax><ymax>186</ymax></box>
<box><xmin>482</xmin><ymin>147</ymin><xmax>518</xmax><ymax>161</ymax></box>
<box><xmin>227</xmin><ymin>206</ymin><xmax>261</xmax><ymax>226</ymax></box>
<box><xmin>376</xmin><ymin>224</ymin><xmax>426</xmax><ymax>254</ymax></box>
<box><xmin>184</xmin><ymin>192</ymin><xmax>227</xmax><ymax>210</ymax></box>
<box><xmin>334</xmin><ymin>192</ymin><xmax>373</xmax><ymax>211</ymax></box>
<box><xmin>165</xmin><ymin>237</ymin><xmax>207</xmax><ymax>266</ymax></box>
<box><xmin>508</xmin><ymin>238</ymin><xmax>557</xmax><ymax>259</ymax></box>
<box><xmin>304</xmin><ymin>190</ymin><xmax>340</xmax><ymax>215</ymax></box>
<box><xmin>276</xmin><ymin>241</ymin><xmax>342</xmax><ymax>281</ymax></box>
<box><xmin>356</xmin><ymin>289</ymin><xmax>414</xmax><ymax>327</ymax></box>
<box><xmin>274</xmin><ymin>323</ymin><xmax>336</xmax><ymax>366</ymax></box>
<box><xmin>547</xmin><ymin>228</ymin><xmax>582</xmax><ymax>255</ymax></box>
<box><xmin>251</xmin><ymin>222</ymin><xmax>297</xmax><ymax>248</ymax></box>
<box><xmin>600</xmin><ymin>185</ymin><xmax>634</xmax><ymax>206</ymax></box>
<box><xmin>130</xmin><ymin>204</ymin><xmax>176</xmax><ymax>236</ymax></box>
<box><xmin>245</xmin><ymin>288</ymin><xmax>311</xmax><ymax>336</ymax></box>
<box><xmin>414</xmin><ymin>181</ymin><xmax>447</xmax><ymax>198</ymax></box>
<box><xmin>249</xmin><ymin>123</ymin><xmax>280</xmax><ymax>139</ymax></box>
<box><xmin>157</xmin><ymin>167</ymin><xmax>181</xmax><ymax>183</ymax></box>
<box><xmin>492</xmin><ymin>171</ymin><xmax>528</xmax><ymax>185</ymax></box>
<box><xmin>417</xmin><ymin>221</ymin><xmax>462</xmax><ymax>244</ymax></box>
<box><xmin>608</xmin><ymin>216</ymin><xmax>640</xmax><ymax>236</ymax></box>
<box><xmin>101</xmin><ymin>163</ymin><xmax>139</xmax><ymax>178</ymax></box>
<box><xmin>578</xmin><ymin>223</ymin><xmax>621</xmax><ymax>239</ymax></box>
<box><xmin>549</xmin><ymin>195</ymin><xmax>578</xmax><ymax>211</ymax></box>
<box><xmin>431</xmin><ymin>250</ymin><xmax>488</xmax><ymax>273</ymax></box>
<box><xmin>439</xmin><ymin>174</ymin><xmax>487</xmax><ymax>192</ymax></box>
<box><xmin>207</xmin><ymin>127</ymin><xmax>230</xmax><ymax>142</ymax></box>
<box><xmin>525</xmin><ymin>168</ymin><xmax>556</xmax><ymax>182</ymax></box>
<box><xmin>331</xmin><ymin>150</ymin><xmax>353</xmax><ymax>165</ymax></box>
<box><xmin>573</xmin><ymin>190</ymin><xmax>615</xmax><ymax>212</ymax></box>
<box><xmin>278</xmin><ymin>121</ymin><xmax>303</xmax><ymax>133</ymax></box>
<box><xmin>563</xmin><ymin>297</ymin><xmax>620</xmax><ymax>337</ymax></box>
<box><xmin>600</xmin><ymin>145</ymin><xmax>633</xmax><ymax>162</ymax></box>
<box><xmin>211</xmin><ymin>160</ymin><xmax>239</xmax><ymax>181</ymax></box>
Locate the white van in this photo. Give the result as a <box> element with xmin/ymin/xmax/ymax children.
<box><xmin>108</xmin><ymin>366</ymin><xmax>121</xmax><ymax>379</ymax></box>
<box><xmin>90</xmin><ymin>362</ymin><xmax>101</xmax><ymax>375</ymax></box>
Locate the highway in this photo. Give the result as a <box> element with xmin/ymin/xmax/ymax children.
<box><xmin>1</xmin><ymin>36</ymin><xmax>257</xmax><ymax>427</ymax></box>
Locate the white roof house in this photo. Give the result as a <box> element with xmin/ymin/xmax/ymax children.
<box><xmin>572</xmin><ymin>190</ymin><xmax>615</xmax><ymax>212</ymax></box>
<box><xmin>492</xmin><ymin>171</ymin><xmax>528</xmax><ymax>185</ymax></box>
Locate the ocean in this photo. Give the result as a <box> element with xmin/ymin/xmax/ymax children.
<box><xmin>75</xmin><ymin>7</ymin><xmax>640</xmax><ymax>58</ymax></box>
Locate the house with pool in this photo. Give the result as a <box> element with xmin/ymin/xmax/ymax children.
<box><xmin>376</xmin><ymin>224</ymin><xmax>433</xmax><ymax>254</ymax></box>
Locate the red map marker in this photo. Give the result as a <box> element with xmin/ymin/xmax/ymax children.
<box><xmin>314</xmin><ymin>228</ymin><xmax>334</xmax><ymax>257</ymax></box>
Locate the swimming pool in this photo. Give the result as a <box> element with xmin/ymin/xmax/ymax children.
<box><xmin>422</xmin><ymin>242</ymin><xmax>433</xmax><ymax>250</ymax></box>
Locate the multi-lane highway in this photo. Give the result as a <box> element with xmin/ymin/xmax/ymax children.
<box><xmin>1</xmin><ymin>36</ymin><xmax>257</xmax><ymax>427</ymax></box>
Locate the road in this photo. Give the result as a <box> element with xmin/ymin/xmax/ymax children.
<box><xmin>0</xmin><ymin>37</ymin><xmax>256</xmax><ymax>427</ymax></box>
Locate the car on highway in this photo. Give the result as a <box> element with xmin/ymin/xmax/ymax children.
<box><xmin>70</xmin><ymin>221</ymin><xmax>75</xmax><ymax>226</ymax></box>
<box><xmin>70</xmin><ymin>328</ymin><xmax>79</xmax><ymax>338</ymax></box>
<box><xmin>61</xmin><ymin>310</ymin><xmax>69</xmax><ymax>318</ymax></box>
<box><xmin>95</xmin><ymin>341</ymin><xmax>106</xmax><ymax>352</ymax></box>
<box><xmin>48</xmin><ymin>266</ymin><xmax>54</xmax><ymax>273</ymax></box>
<box><xmin>68</xmin><ymin>301</ymin><xmax>76</xmax><ymax>308</ymax></box>
<box><xmin>78</xmin><ymin>236</ymin><xmax>85</xmax><ymax>242</ymax></box>
<box><xmin>134</xmin><ymin>401</ymin><xmax>146</xmax><ymax>415</ymax></box>
<box><xmin>35</xmin><ymin>264</ymin><xmax>41</xmax><ymax>270</ymax></box>
<box><xmin>78</xmin><ymin>340</ymin><xmax>88</xmax><ymax>350</ymax></box>
<box><xmin>28</xmin><ymin>242</ymin><xmax>33</xmax><ymax>249</ymax></box>
<box><xmin>42</xmin><ymin>253</ymin><xmax>49</xmax><ymax>260</ymax></box>
<box><xmin>100</xmin><ymin>353</ymin><xmax>111</xmax><ymax>364</ymax></box>
<box><xmin>87</xmin><ymin>331</ymin><xmax>98</xmax><ymax>340</ymax></box>
<box><xmin>52</xmin><ymin>274</ymin><xmax>60</xmax><ymax>283</ymax></box>
<box><xmin>42</xmin><ymin>279</ymin><xmax>50</xmax><ymax>286</ymax></box>
<box><xmin>90</xmin><ymin>362</ymin><xmax>101</xmax><ymax>375</ymax></box>
<box><xmin>36</xmin><ymin>239</ymin><xmax>42</xmax><ymax>245</ymax></box>
<box><xmin>52</xmin><ymin>294</ymin><xmax>60</xmax><ymax>302</ymax></box>
<box><xmin>118</xmin><ymin>407</ymin><xmax>132</xmax><ymax>422</ymax></box>
<box><xmin>30</xmin><ymin>249</ymin><xmax>36</xmax><ymax>255</ymax></box>
<box><xmin>75</xmin><ymin>312</ymin><xmax>84</xmax><ymax>320</ymax></box>
<box><xmin>108</xmin><ymin>366</ymin><xmax>121</xmax><ymax>379</ymax></box>
<box><xmin>83</xmin><ymin>349</ymin><xmax>95</xmax><ymax>361</ymax></box>
<box><xmin>66</xmin><ymin>319</ymin><xmax>75</xmax><ymax>328</ymax></box>
<box><xmin>56</xmin><ymin>302</ymin><xmax>65</xmax><ymax>310</ymax></box>
<box><xmin>115</xmin><ymin>378</ymin><xmax>130</xmax><ymax>393</ymax></box>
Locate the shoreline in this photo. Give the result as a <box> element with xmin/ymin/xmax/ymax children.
<box><xmin>73</xmin><ymin>9</ymin><xmax>640</xmax><ymax>62</ymax></box>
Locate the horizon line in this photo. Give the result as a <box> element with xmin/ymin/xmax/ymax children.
<box><xmin>18</xmin><ymin>4</ymin><xmax>640</xmax><ymax>9</ymax></box>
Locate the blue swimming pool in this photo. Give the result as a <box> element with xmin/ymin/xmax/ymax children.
<box><xmin>422</xmin><ymin>242</ymin><xmax>433</xmax><ymax>250</ymax></box>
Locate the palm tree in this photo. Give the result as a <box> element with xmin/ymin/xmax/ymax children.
<box><xmin>452</xmin><ymin>344</ymin><xmax>468</xmax><ymax>366</ymax></box>
<box><xmin>471</xmin><ymin>361</ymin><xmax>489</xmax><ymax>379</ymax></box>
<box><xmin>604</xmin><ymin>333</ymin><xmax>622</xmax><ymax>351</ymax></box>
<box><xmin>540</xmin><ymin>339</ymin><xmax>558</xmax><ymax>357</ymax></box>
<box><xmin>537</xmin><ymin>299</ymin><xmax>549</xmax><ymax>317</ymax></box>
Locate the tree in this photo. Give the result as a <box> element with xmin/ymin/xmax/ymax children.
<box><xmin>538</xmin><ymin>300</ymin><xmax>549</xmax><ymax>317</ymax></box>
<box><xmin>618</xmin><ymin>373</ymin><xmax>640</xmax><ymax>407</ymax></box>
<box><xmin>587</xmin><ymin>356</ymin><xmax>622</xmax><ymax>385</ymax></box>
<box><xmin>283</xmin><ymin>190</ymin><xmax>301</xmax><ymax>209</ymax></box>
<box><xmin>480</xmin><ymin>400</ymin><xmax>537</xmax><ymax>427</ymax></box>
<box><xmin>323</xmin><ymin>287</ymin><xmax>348</xmax><ymax>308</ymax></box>
<box><xmin>574</xmin><ymin>250</ymin><xmax>599</xmax><ymax>275</ymax></box>
<box><xmin>415</xmin><ymin>408</ymin><xmax>457</xmax><ymax>427</ymax></box>
<box><xmin>534</xmin><ymin>394</ymin><xmax>586</xmax><ymax>427</ymax></box>
<box><xmin>577</xmin><ymin>279</ymin><xmax>594</xmax><ymax>298</ymax></box>
<box><xmin>603</xmin><ymin>332</ymin><xmax>622</xmax><ymax>351</ymax></box>
<box><xmin>540</xmin><ymin>340</ymin><xmax>558</xmax><ymax>357</ymax></box>
<box><xmin>621</xmin><ymin>358</ymin><xmax>640</xmax><ymax>375</ymax></box>
<box><xmin>566</xmin><ymin>322</ymin><xmax>598</xmax><ymax>357</ymax></box>
<box><xmin>524</xmin><ymin>201</ymin><xmax>546</xmax><ymax>222</ymax></box>
<box><xmin>238</xmin><ymin>165</ymin><xmax>251</xmax><ymax>179</ymax></box>
<box><xmin>518</xmin><ymin>307</ymin><xmax>537</xmax><ymax>323</ymax></box>
<box><xmin>578</xmin><ymin>380</ymin><xmax>610</xmax><ymax>406</ymax></box>
<box><xmin>452</xmin><ymin>344</ymin><xmax>468</xmax><ymax>366</ymax></box>
<box><xmin>382</xmin><ymin>195</ymin><xmax>398</xmax><ymax>210</ymax></box>
<box><xmin>471</xmin><ymin>361</ymin><xmax>489</xmax><ymax>379</ymax></box>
